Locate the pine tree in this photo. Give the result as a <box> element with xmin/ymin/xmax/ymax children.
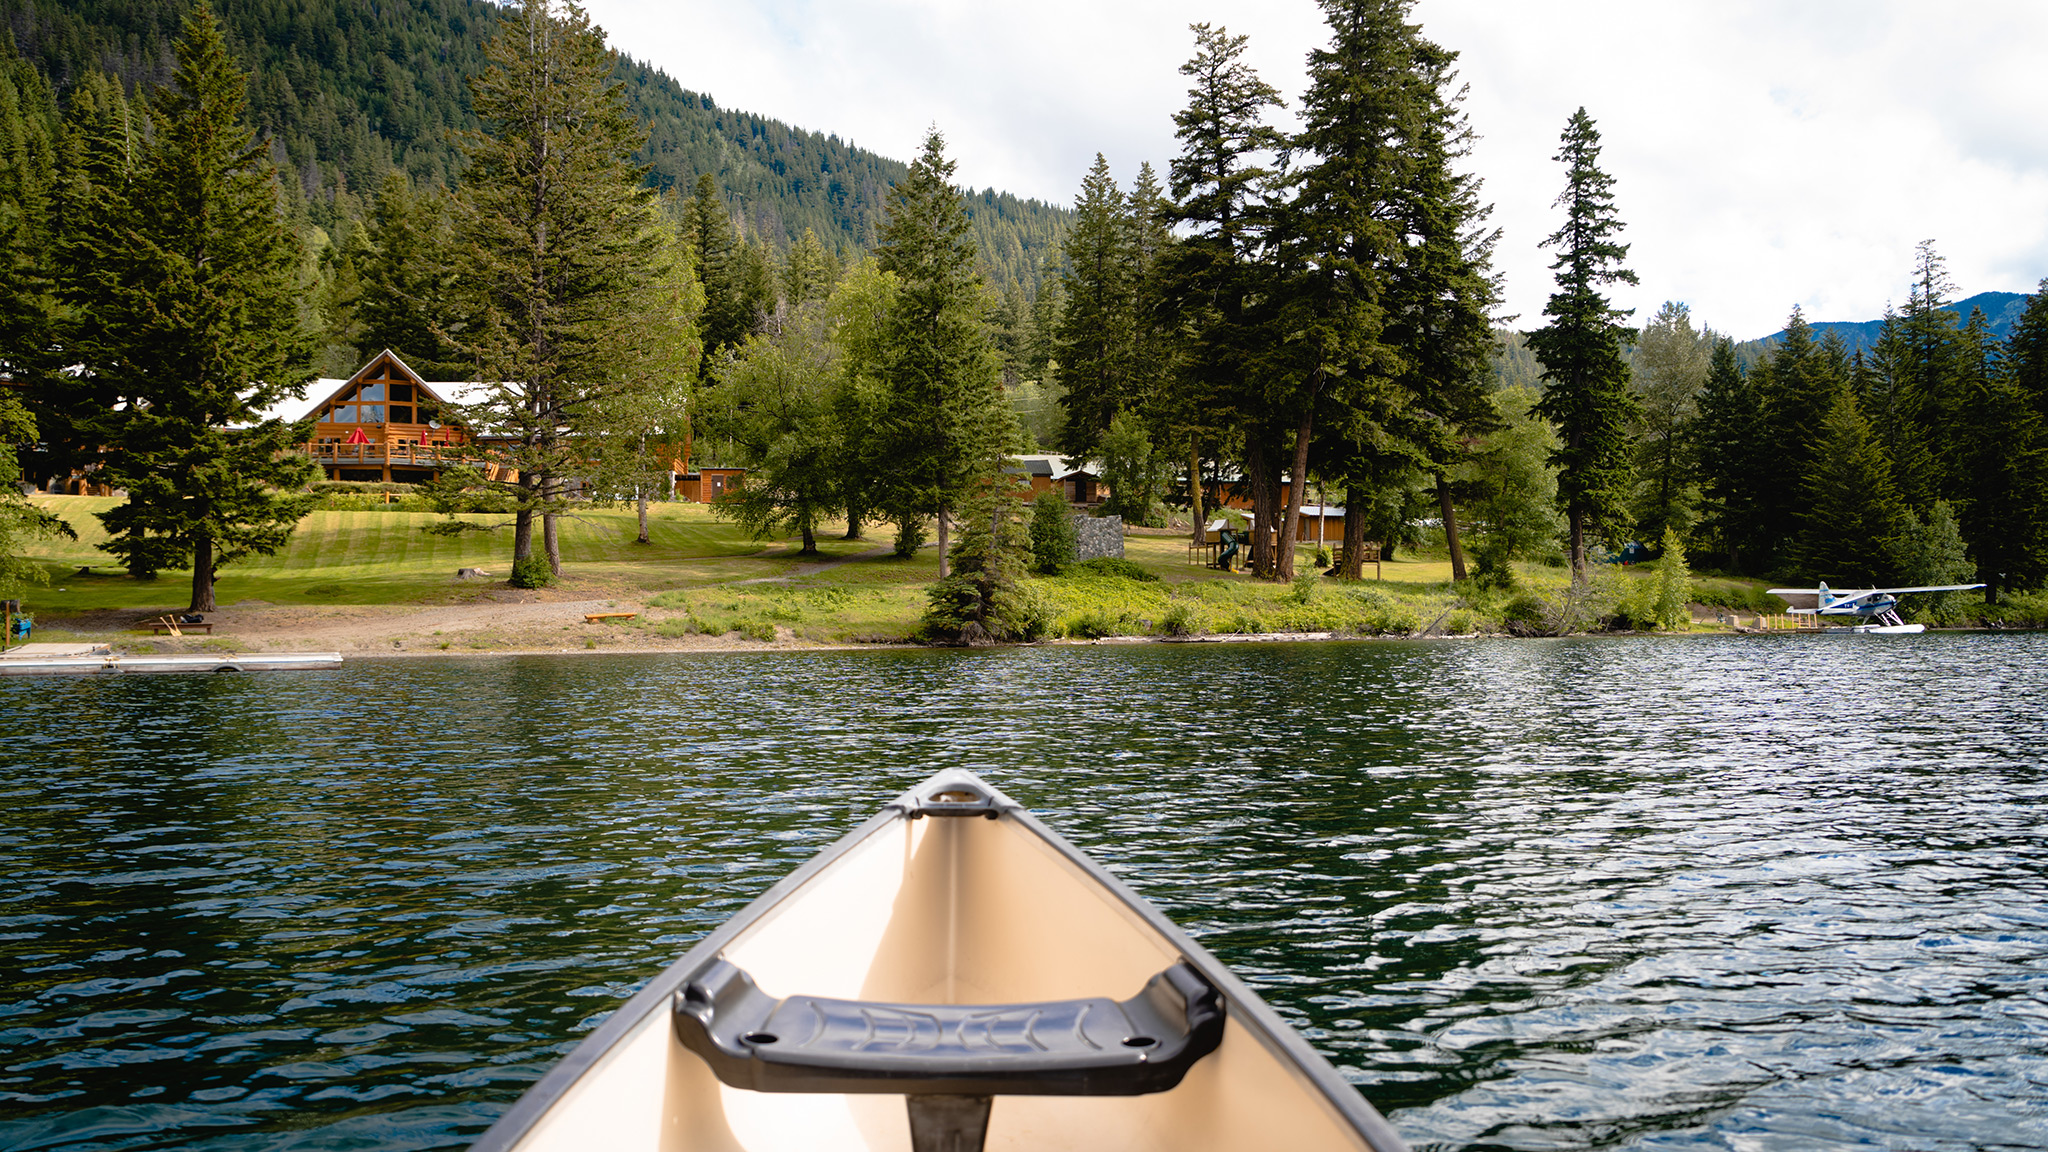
<box><xmin>919</xmin><ymin>484</ymin><xmax>1045</xmax><ymax>644</ymax></box>
<box><xmin>450</xmin><ymin>0</ymin><xmax>688</xmax><ymax>579</ymax></box>
<box><xmin>874</xmin><ymin>128</ymin><xmax>1017</xmax><ymax>580</ymax></box>
<box><xmin>1693</xmin><ymin>337</ymin><xmax>1765</xmax><ymax>571</ymax></box>
<box><xmin>1372</xmin><ymin>35</ymin><xmax>1500</xmax><ymax>582</ymax></box>
<box><xmin>1526</xmin><ymin>108</ymin><xmax>1639</xmax><ymax>584</ymax></box>
<box><xmin>56</xmin><ymin>1</ymin><xmax>316</xmax><ymax>610</ymax></box>
<box><xmin>687</xmin><ymin>172</ymin><xmax>749</xmax><ymax>375</ymax></box>
<box><xmin>346</xmin><ymin>170</ymin><xmax>463</xmax><ymax>373</ymax></box>
<box><xmin>1055</xmin><ymin>153</ymin><xmax>1138</xmax><ymax>456</ymax></box>
<box><xmin>1266</xmin><ymin>0</ymin><xmax>1420</xmax><ymax>580</ymax></box>
<box><xmin>1797</xmin><ymin>390</ymin><xmax>1909</xmax><ymax>587</ymax></box>
<box><xmin>0</xmin><ymin>40</ymin><xmax>59</xmax><ymax>385</ymax></box>
<box><xmin>780</xmin><ymin>226</ymin><xmax>838</xmax><ymax>308</ymax></box>
<box><xmin>1161</xmin><ymin>22</ymin><xmax>1283</xmax><ymax>550</ymax></box>
<box><xmin>1954</xmin><ymin>295</ymin><xmax>2048</xmax><ymax>601</ymax></box>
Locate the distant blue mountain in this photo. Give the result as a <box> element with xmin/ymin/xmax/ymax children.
<box><xmin>1753</xmin><ymin>291</ymin><xmax>2031</xmax><ymax>353</ymax></box>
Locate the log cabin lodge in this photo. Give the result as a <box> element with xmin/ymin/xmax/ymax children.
<box><xmin>275</xmin><ymin>350</ymin><xmax>743</xmax><ymax>499</ymax></box>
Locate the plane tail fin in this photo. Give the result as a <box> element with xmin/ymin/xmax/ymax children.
<box><xmin>1818</xmin><ymin>580</ymin><xmax>1831</xmax><ymax>607</ymax></box>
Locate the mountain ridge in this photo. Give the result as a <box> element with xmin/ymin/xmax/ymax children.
<box><xmin>1</xmin><ymin>0</ymin><xmax>1068</xmax><ymax>290</ymax></box>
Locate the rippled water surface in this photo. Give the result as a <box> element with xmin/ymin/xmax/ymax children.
<box><xmin>3</xmin><ymin>635</ymin><xmax>2047</xmax><ymax>1151</ymax></box>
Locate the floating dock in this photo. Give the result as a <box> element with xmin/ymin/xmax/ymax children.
<box><xmin>0</xmin><ymin>643</ymin><xmax>343</xmax><ymax>676</ymax></box>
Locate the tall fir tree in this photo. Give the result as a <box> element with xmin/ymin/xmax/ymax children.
<box><xmin>1055</xmin><ymin>153</ymin><xmax>1138</xmax><ymax>457</ymax></box>
<box><xmin>344</xmin><ymin>170</ymin><xmax>463</xmax><ymax>374</ymax></box>
<box><xmin>56</xmin><ymin>1</ymin><xmax>316</xmax><ymax>610</ymax></box>
<box><xmin>1693</xmin><ymin>337</ymin><xmax>1765</xmax><ymax>571</ymax></box>
<box><xmin>1369</xmin><ymin>33</ymin><xmax>1499</xmax><ymax>582</ymax></box>
<box><xmin>1266</xmin><ymin>0</ymin><xmax>1421</xmax><ymax>579</ymax></box>
<box><xmin>1161</xmin><ymin>22</ymin><xmax>1284</xmax><ymax>550</ymax></box>
<box><xmin>1526</xmin><ymin>107</ymin><xmax>1638</xmax><ymax>583</ymax></box>
<box><xmin>874</xmin><ymin>128</ymin><xmax>1018</xmax><ymax>579</ymax></box>
<box><xmin>1953</xmin><ymin>296</ymin><xmax>2048</xmax><ymax>601</ymax></box>
<box><xmin>1796</xmin><ymin>389</ymin><xmax>1909</xmax><ymax>587</ymax></box>
<box><xmin>0</xmin><ymin>38</ymin><xmax>58</xmax><ymax>385</ymax></box>
<box><xmin>450</xmin><ymin>0</ymin><xmax>691</xmax><ymax>579</ymax></box>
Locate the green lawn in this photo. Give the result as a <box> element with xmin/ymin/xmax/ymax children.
<box><xmin>21</xmin><ymin>497</ymin><xmax>781</xmax><ymax>611</ymax></box>
<box><xmin>14</xmin><ymin>497</ymin><xmax>1784</xmax><ymax>639</ymax></box>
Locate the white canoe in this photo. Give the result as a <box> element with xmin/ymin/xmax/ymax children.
<box><xmin>471</xmin><ymin>769</ymin><xmax>1410</xmax><ymax>1152</ymax></box>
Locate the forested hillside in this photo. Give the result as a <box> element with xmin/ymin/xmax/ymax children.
<box><xmin>0</xmin><ymin>0</ymin><xmax>1067</xmax><ymax>288</ymax></box>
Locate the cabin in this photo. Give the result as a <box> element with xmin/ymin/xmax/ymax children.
<box><xmin>674</xmin><ymin>467</ymin><xmax>748</xmax><ymax>503</ymax></box>
<box><xmin>296</xmin><ymin>351</ymin><xmax>478</xmax><ymax>484</ymax></box>
<box><xmin>1051</xmin><ymin>463</ymin><xmax>1109</xmax><ymax>506</ymax></box>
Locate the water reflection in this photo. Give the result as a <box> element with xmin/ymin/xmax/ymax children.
<box><xmin>2</xmin><ymin>634</ymin><xmax>2045</xmax><ymax>1150</ymax></box>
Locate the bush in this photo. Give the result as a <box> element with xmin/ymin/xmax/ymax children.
<box><xmin>1651</xmin><ymin>528</ymin><xmax>1691</xmax><ymax>630</ymax></box>
<box><xmin>309</xmin><ymin>480</ymin><xmax>422</xmax><ymax>494</ymax></box>
<box><xmin>919</xmin><ymin>491</ymin><xmax>1047</xmax><ymax>644</ymax></box>
<box><xmin>509</xmin><ymin>555</ymin><xmax>555</xmax><ymax>588</ymax></box>
<box><xmin>1029</xmin><ymin>489</ymin><xmax>1077</xmax><ymax>574</ymax></box>
<box><xmin>739</xmin><ymin>619</ymin><xmax>776</xmax><ymax>642</ymax></box>
<box><xmin>1313</xmin><ymin>544</ymin><xmax>1332</xmax><ymax>569</ymax></box>
<box><xmin>1071</xmin><ymin>557</ymin><xmax>1157</xmax><ymax>582</ymax></box>
<box><xmin>1290</xmin><ymin>572</ymin><xmax>1320</xmax><ymax>605</ymax></box>
<box><xmin>893</xmin><ymin>514</ymin><xmax>927</xmax><ymax>557</ymax></box>
<box><xmin>1159</xmin><ymin>600</ymin><xmax>1196</xmax><ymax>636</ymax></box>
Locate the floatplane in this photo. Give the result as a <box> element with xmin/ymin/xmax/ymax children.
<box><xmin>1764</xmin><ymin>581</ymin><xmax>1984</xmax><ymax>634</ymax></box>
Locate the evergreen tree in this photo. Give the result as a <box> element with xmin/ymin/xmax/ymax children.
<box><xmin>780</xmin><ymin>226</ymin><xmax>838</xmax><ymax>308</ymax></box>
<box><xmin>450</xmin><ymin>0</ymin><xmax>689</xmax><ymax>579</ymax></box>
<box><xmin>1883</xmin><ymin>242</ymin><xmax>1966</xmax><ymax>508</ymax></box>
<box><xmin>1749</xmin><ymin>308</ymin><xmax>1843</xmax><ymax>570</ymax></box>
<box><xmin>1055</xmin><ymin>153</ymin><xmax>1138</xmax><ymax>456</ymax></box>
<box><xmin>345</xmin><ymin>170</ymin><xmax>463</xmax><ymax>373</ymax></box>
<box><xmin>918</xmin><ymin>484</ymin><xmax>1045</xmax><ymax>644</ymax></box>
<box><xmin>0</xmin><ymin>39</ymin><xmax>58</xmax><ymax>386</ymax></box>
<box><xmin>1028</xmin><ymin>487</ymin><xmax>1077</xmax><ymax>574</ymax></box>
<box><xmin>1526</xmin><ymin>108</ymin><xmax>1639</xmax><ymax>584</ymax></box>
<box><xmin>1954</xmin><ymin>294</ymin><xmax>2048</xmax><ymax>601</ymax></box>
<box><xmin>57</xmin><ymin>1</ymin><xmax>316</xmax><ymax>610</ymax></box>
<box><xmin>1265</xmin><ymin>0</ymin><xmax>1420</xmax><ymax>580</ymax></box>
<box><xmin>26</xmin><ymin>70</ymin><xmax>135</xmax><ymax>488</ymax></box>
<box><xmin>687</xmin><ymin>172</ymin><xmax>750</xmax><ymax>375</ymax></box>
<box><xmin>1796</xmin><ymin>390</ymin><xmax>1908</xmax><ymax>586</ymax></box>
<box><xmin>1161</xmin><ymin>22</ymin><xmax>1283</xmax><ymax>550</ymax></box>
<box><xmin>1371</xmin><ymin>36</ymin><xmax>1500</xmax><ymax>582</ymax></box>
<box><xmin>1693</xmin><ymin>337</ymin><xmax>1765</xmax><ymax>570</ymax></box>
<box><xmin>873</xmin><ymin>128</ymin><xmax>1017</xmax><ymax>580</ymax></box>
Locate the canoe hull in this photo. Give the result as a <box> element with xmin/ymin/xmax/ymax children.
<box><xmin>472</xmin><ymin>771</ymin><xmax>1408</xmax><ymax>1152</ymax></box>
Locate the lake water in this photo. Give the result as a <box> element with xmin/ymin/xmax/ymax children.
<box><xmin>2</xmin><ymin>635</ymin><xmax>2045</xmax><ymax>1151</ymax></box>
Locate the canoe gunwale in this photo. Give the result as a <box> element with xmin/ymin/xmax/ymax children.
<box><xmin>468</xmin><ymin>769</ymin><xmax>1411</xmax><ymax>1152</ymax></box>
<box><xmin>465</xmin><ymin>802</ymin><xmax>906</xmax><ymax>1152</ymax></box>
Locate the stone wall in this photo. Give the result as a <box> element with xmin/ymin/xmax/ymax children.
<box><xmin>1074</xmin><ymin>514</ymin><xmax>1124</xmax><ymax>562</ymax></box>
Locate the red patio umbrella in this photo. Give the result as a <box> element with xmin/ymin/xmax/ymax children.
<box><xmin>343</xmin><ymin>427</ymin><xmax>371</xmax><ymax>445</ymax></box>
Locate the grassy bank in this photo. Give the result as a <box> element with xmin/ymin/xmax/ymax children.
<box><xmin>12</xmin><ymin>496</ymin><xmax>1851</xmax><ymax>642</ymax></box>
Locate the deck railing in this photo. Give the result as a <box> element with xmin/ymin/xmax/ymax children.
<box><xmin>303</xmin><ymin>442</ymin><xmax>458</xmax><ymax>466</ymax></box>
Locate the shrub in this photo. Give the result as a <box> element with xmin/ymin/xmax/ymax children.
<box><xmin>1159</xmin><ymin>601</ymin><xmax>1196</xmax><ymax>637</ymax></box>
<box><xmin>1062</xmin><ymin>608</ymin><xmax>1132</xmax><ymax>639</ymax></box>
<box><xmin>1651</xmin><ymin>528</ymin><xmax>1691</xmax><ymax>630</ymax></box>
<box><xmin>1290</xmin><ymin>572</ymin><xmax>1320</xmax><ymax>605</ymax></box>
<box><xmin>1029</xmin><ymin>489</ymin><xmax>1077</xmax><ymax>574</ymax></box>
<box><xmin>1313</xmin><ymin>544</ymin><xmax>1332</xmax><ymax>569</ymax></box>
<box><xmin>1445</xmin><ymin>608</ymin><xmax>1474</xmax><ymax>635</ymax></box>
<box><xmin>920</xmin><ymin>490</ymin><xmax>1047</xmax><ymax>644</ymax></box>
<box><xmin>893</xmin><ymin>514</ymin><xmax>927</xmax><ymax>557</ymax></box>
<box><xmin>509</xmin><ymin>555</ymin><xmax>555</xmax><ymax>588</ymax></box>
<box><xmin>1071</xmin><ymin>557</ymin><xmax>1157</xmax><ymax>582</ymax></box>
<box><xmin>739</xmin><ymin>619</ymin><xmax>777</xmax><ymax>642</ymax></box>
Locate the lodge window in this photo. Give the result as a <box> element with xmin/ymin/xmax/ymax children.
<box><xmin>390</xmin><ymin>384</ymin><xmax>414</xmax><ymax>402</ymax></box>
<box><xmin>389</xmin><ymin>405</ymin><xmax>414</xmax><ymax>423</ymax></box>
<box><xmin>331</xmin><ymin>404</ymin><xmax>356</xmax><ymax>422</ymax></box>
<box><xmin>359</xmin><ymin>382</ymin><xmax>386</xmax><ymax>402</ymax></box>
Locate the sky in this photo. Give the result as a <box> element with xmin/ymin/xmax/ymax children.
<box><xmin>576</xmin><ymin>0</ymin><xmax>2048</xmax><ymax>340</ymax></box>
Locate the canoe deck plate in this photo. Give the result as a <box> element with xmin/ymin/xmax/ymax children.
<box><xmin>674</xmin><ymin>957</ymin><xmax>1225</xmax><ymax>1151</ymax></box>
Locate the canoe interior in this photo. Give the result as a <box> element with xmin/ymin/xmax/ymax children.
<box><xmin>504</xmin><ymin>805</ymin><xmax>1390</xmax><ymax>1152</ymax></box>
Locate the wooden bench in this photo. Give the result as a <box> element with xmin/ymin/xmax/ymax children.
<box><xmin>583</xmin><ymin>612</ymin><xmax>637</xmax><ymax>623</ymax></box>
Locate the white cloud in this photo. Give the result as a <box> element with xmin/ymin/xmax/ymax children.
<box><xmin>580</xmin><ymin>0</ymin><xmax>2048</xmax><ymax>339</ymax></box>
